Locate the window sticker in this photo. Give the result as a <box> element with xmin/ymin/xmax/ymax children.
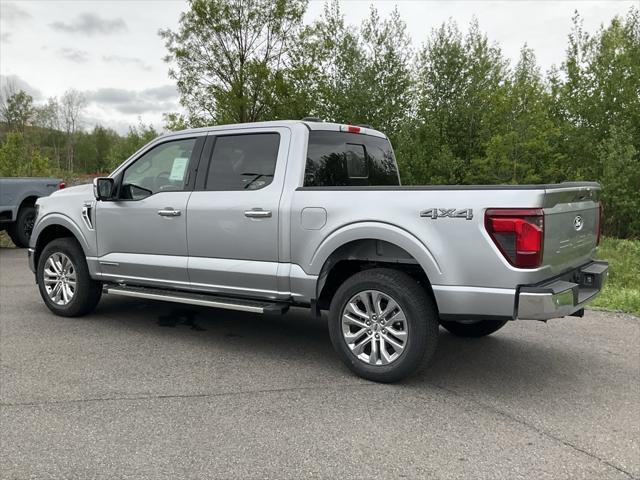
<box><xmin>169</xmin><ymin>157</ymin><xmax>189</xmax><ymax>181</ymax></box>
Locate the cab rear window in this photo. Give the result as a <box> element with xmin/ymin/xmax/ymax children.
<box><xmin>304</xmin><ymin>131</ymin><xmax>400</xmax><ymax>187</ymax></box>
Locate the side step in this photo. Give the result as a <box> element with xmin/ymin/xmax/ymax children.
<box><xmin>103</xmin><ymin>285</ymin><xmax>289</xmax><ymax>314</ymax></box>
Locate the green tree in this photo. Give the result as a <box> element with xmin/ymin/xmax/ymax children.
<box><xmin>598</xmin><ymin>127</ymin><xmax>639</xmax><ymax>238</ymax></box>
<box><xmin>0</xmin><ymin>132</ymin><xmax>28</xmax><ymax>176</ymax></box>
<box><xmin>160</xmin><ymin>0</ymin><xmax>307</xmax><ymax>126</ymax></box>
<box><xmin>30</xmin><ymin>148</ymin><xmax>51</xmax><ymax>176</ymax></box>
<box><xmin>360</xmin><ymin>6</ymin><xmax>413</xmax><ymax>138</ymax></box>
<box><xmin>0</xmin><ymin>88</ymin><xmax>34</xmax><ymax>133</ymax></box>
<box><xmin>107</xmin><ymin>123</ymin><xmax>159</xmax><ymax>170</ymax></box>
<box><xmin>60</xmin><ymin>89</ymin><xmax>87</xmax><ymax>171</ymax></box>
<box><xmin>403</xmin><ymin>19</ymin><xmax>508</xmax><ymax>184</ymax></box>
<box><xmin>293</xmin><ymin>2</ymin><xmax>413</xmax><ymax>136</ymax></box>
<box><xmin>32</xmin><ymin>97</ymin><xmax>63</xmax><ymax>169</ymax></box>
<box><xmin>0</xmin><ymin>132</ymin><xmax>50</xmax><ymax>176</ymax></box>
<box><xmin>301</xmin><ymin>1</ymin><xmax>367</xmax><ymax>124</ymax></box>
<box><xmin>551</xmin><ymin>9</ymin><xmax>640</xmax><ymax>236</ymax></box>
<box><xmin>468</xmin><ymin>46</ymin><xmax>561</xmax><ymax>184</ymax></box>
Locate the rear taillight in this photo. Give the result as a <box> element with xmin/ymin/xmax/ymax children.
<box><xmin>340</xmin><ymin>125</ymin><xmax>361</xmax><ymax>134</ymax></box>
<box><xmin>58</xmin><ymin>182</ymin><xmax>66</xmax><ymax>189</ymax></box>
<box><xmin>485</xmin><ymin>208</ymin><xmax>544</xmax><ymax>269</ymax></box>
<box><xmin>596</xmin><ymin>202</ymin><xmax>602</xmax><ymax>245</ymax></box>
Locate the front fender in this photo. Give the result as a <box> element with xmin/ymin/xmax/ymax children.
<box><xmin>30</xmin><ymin>212</ymin><xmax>92</xmax><ymax>255</ymax></box>
<box><xmin>308</xmin><ymin>221</ymin><xmax>443</xmax><ymax>281</ymax></box>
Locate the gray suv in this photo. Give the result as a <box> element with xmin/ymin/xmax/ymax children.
<box><xmin>28</xmin><ymin>120</ymin><xmax>608</xmax><ymax>382</ymax></box>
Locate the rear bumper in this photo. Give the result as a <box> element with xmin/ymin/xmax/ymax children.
<box><xmin>516</xmin><ymin>261</ymin><xmax>609</xmax><ymax>320</ymax></box>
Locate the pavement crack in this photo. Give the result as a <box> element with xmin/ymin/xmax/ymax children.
<box><xmin>429</xmin><ymin>382</ymin><xmax>636</xmax><ymax>480</ymax></box>
<box><xmin>0</xmin><ymin>382</ymin><xmax>374</xmax><ymax>409</ymax></box>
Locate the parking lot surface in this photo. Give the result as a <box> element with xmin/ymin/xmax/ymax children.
<box><xmin>1</xmin><ymin>247</ymin><xmax>638</xmax><ymax>479</ymax></box>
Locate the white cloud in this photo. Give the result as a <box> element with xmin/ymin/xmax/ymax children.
<box><xmin>102</xmin><ymin>55</ymin><xmax>153</xmax><ymax>72</ymax></box>
<box><xmin>85</xmin><ymin>85</ymin><xmax>179</xmax><ymax>115</ymax></box>
<box><xmin>49</xmin><ymin>12</ymin><xmax>127</xmax><ymax>36</ymax></box>
<box><xmin>0</xmin><ymin>74</ymin><xmax>43</xmax><ymax>101</ymax></box>
<box><xmin>1</xmin><ymin>2</ymin><xmax>32</xmax><ymax>22</ymax></box>
<box><xmin>58</xmin><ymin>47</ymin><xmax>90</xmax><ymax>64</ymax></box>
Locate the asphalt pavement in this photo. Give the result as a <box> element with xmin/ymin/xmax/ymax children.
<box><xmin>1</xmin><ymin>247</ymin><xmax>638</xmax><ymax>479</ymax></box>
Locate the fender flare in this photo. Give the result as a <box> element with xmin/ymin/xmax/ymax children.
<box><xmin>7</xmin><ymin>191</ymin><xmax>42</xmax><ymax>220</ymax></box>
<box><xmin>32</xmin><ymin>213</ymin><xmax>91</xmax><ymax>255</ymax></box>
<box><xmin>308</xmin><ymin>221</ymin><xmax>443</xmax><ymax>283</ymax></box>
<box><xmin>17</xmin><ymin>191</ymin><xmax>46</xmax><ymax>206</ymax></box>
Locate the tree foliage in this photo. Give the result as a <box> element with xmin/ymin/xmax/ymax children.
<box><xmin>0</xmin><ymin>86</ymin><xmax>34</xmax><ymax>133</ymax></box>
<box><xmin>160</xmin><ymin>0</ymin><xmax>307</xmax><ymax>125</ymax></box>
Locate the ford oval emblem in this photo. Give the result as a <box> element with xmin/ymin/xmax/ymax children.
<box><xmin>573</xmin><ymin>215</ymin><xmax>584</xmax><ymax>231</ymax></box>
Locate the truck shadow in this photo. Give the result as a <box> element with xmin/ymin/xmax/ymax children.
<box><xmin>94</xmin><ymin>295</ymin><xmax>592</xmax><ymax>393</ymax></box>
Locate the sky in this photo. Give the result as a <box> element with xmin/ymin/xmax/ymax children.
<box><xmin>0</xmin><ymin>0</ymin><xmax>636</xmax><ymax>134</ymax></box>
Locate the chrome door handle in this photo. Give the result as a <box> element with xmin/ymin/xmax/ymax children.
<box><xmin>244</xmin><ymin>209</ymin><xmax>272</xmax><ymax>218</ymax></box>
<box><xmin>158</xmin><ymin>208</ymin><xmax>181</xmax><ymax>217</ymax></box>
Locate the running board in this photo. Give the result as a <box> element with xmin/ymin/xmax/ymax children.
<box><xmin>103</xmin><ymin>285</ymin><xmax>289</xmax><ymax>314</ymax></box>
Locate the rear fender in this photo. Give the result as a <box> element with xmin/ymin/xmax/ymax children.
<box><xmin>309</xmin><ymin>221</ymin><xmax>443</xmax><ymax>283</ymax></box>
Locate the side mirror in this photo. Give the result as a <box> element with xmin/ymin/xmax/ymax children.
<box><xmin>93</xmin><ymin>177</ymin><xmax>115</xmax><ymax>201</ymax></box>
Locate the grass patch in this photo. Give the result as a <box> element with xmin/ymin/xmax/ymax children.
<box><xmin>0</xmin><ymin>231</ymin><xmax>15</xmax><ymax>248</ymax></box>
<box><xmin>592</xmin><ymin>237</ymin><xmax>640</xmax><ymax>316</ymax></box>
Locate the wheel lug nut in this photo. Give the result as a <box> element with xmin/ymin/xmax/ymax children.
<box><xmin>367</xmin><ymin>330</ymin><xmax>372</xmax><ymax>335</ymax></box>
<box><xmin>375</xmin><ymin>333</ymin><xmax>380</xmax><ymax>339</ymax></box>
<box><xmin>382</xmin><ymin>329</ymin><xmax>387</xmax><ymax>334</ymax></box>
<box><xmin>366</xmin><ymin>321</ymin><xmax>371</xmax><ymax>326</ymax></box>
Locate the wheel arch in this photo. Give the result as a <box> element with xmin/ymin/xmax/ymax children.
<box><xmin>18</xmin><ymin>194</ymin><xmax>40</xmax><ymax>210</ymax></box>
<box><xmin>33</xmin><ymin>215</ymin><xmax>89</xmax><ymax>270</ymax></box>
<box><xmin>311</xmin><ymin>223</ymin><xmax>442</xmax><ymax>311</ymax></box>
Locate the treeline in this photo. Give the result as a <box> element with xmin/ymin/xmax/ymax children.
<box><xmin>1</xmin><ymin>0</ymin><xmax>638</xmax><ymax>237</ymax></box>
<box><xmin>0</xmin><ymin>86</ymin><xmax>158</xmax><ymax>178</ymax></box>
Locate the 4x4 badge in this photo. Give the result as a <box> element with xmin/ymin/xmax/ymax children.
<box><xmin>420</xmin><ymin>208</ymin><xmax>473</xmax><ymax>220</ymax></box>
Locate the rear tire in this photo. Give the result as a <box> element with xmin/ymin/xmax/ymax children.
<box><xmin>328</xmin><ymin>268</ymin><xmax>439</xmax><ymax>383</ymax></box>
<box><xmin>37</xmin><ymin>238</ymin><xmax>102</xmax><ymax>317</ymax></box>
<box><xmin>7</xmin><ymin>205</ymin><xmax>36</xmax><ymax>248</ymax></box>
<box><xmin>439</xmin><ymin>318</ymin><xmax>508</xmax><ymax>338</ymax></box>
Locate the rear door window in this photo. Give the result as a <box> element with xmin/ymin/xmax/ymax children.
<box><xmin>304</xmin><ymin>131</ymin><xmax>400</xmax><ymax>187</ymax></box>
<box><xmin>205</xmin><ymin>133</ymin><xmax>280</xmax><ymax>191</ymax></box>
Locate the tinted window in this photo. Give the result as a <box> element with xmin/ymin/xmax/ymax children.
<box><xmin>304</xmin><ymin>131</ymin><xmax>400</xmax><ymax>187</ymax></box>
<box><xmin>346</xmin><ymin>144</ymin><xmax>368</xmax><ymax>178</ymax></box>
<box><xmin>122</xmin><ymin>138</ymin><xmax>196</xmax><ymax>199</ymax></box>
<box><xmin>205</xmin><ymin>133</ymin><xmax>280</xmax><ymax>191</ymax></box>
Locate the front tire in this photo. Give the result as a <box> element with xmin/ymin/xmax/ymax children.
<box><xmin>37</xmin><ymin>238</ymin><xmax>102</xmax><ymax>317</ymax></box>
<box><xmin>439</xmin><ymin>318</ymin><xmax>508</xmax><ymax>338</ymax></box>
<box><xmin>328</xmin><ymin>268</ymin><xmax>439</xmax><ymax>383</ymax></box>
<box><xmin>7</xmin><ymin>205</ymin><xmax>36</xmax><ymax>248</ymax></box>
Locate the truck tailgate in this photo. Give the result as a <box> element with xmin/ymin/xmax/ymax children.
<box><xmin>542</xmin><ymin>184</ymin><xmax>600</xmax><ymax>273</ymax></box>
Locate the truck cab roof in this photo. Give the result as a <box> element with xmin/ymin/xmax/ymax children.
<box><xmin>161</xmin><ymin>120</ymin><xmax>388</xmax><ymax>140</ymax></box>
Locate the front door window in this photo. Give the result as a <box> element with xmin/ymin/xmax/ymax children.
<box><xmin>121</xmin><ymin>138</ymin><xmax>197</xmax><ymax>200</ymax></box>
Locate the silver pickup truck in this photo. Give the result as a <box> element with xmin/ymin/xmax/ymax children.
<box><xmin>0</xmin><ymin>177</ymin><xmax>65</xmax><ymax>247</ymax></box>
<box><xmin>28</xmin><ymin>120</ymin><xmax>608</xmax><ymax>382</ymax></box>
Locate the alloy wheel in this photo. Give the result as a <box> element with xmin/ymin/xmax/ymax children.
<box><xmin>43</xmin><ymin>252</ymin><xmax>77</xmax><ymax>306</ymax></box>
<box><xmin>341</xmin><ymin>290</ymin><xmax>409</xmax><ymax>366</ymax></box>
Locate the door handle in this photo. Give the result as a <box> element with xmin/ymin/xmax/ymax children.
<box><xmin>158</xmin><ymin>208</ymin><xmax>181</xmax><ymax>217</ymax></box>
<box><xmin>244</xmin><ymin>209</ymin><xmax>272</xmax><ymax>219</ymax></box>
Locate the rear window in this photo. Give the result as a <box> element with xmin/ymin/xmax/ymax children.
<box><xmin>304</xmin><ymin>131</ymin><xmax>400</xmax><ymax>187</ymax></box>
